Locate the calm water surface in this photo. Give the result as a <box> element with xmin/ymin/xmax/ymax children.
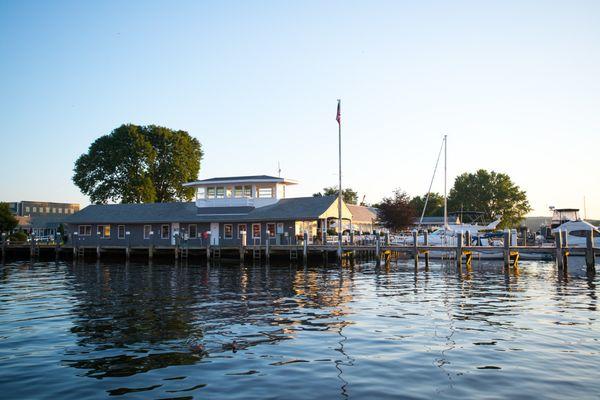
<box><xmin>0</xmin><ymin>258</ymin><xmax>598</xmax><ymax>399</ymax></box>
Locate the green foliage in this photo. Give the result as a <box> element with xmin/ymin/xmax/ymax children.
<box><xmin>375</xmin><ymin>189</ymin><xmax>416</xmax><ymax>232</ymax></box>
<box><xmin>0</xmin><ymin>203</ymin><xmax>18</xmax><ymax>233</ymax></box>
<box><xmin>409</xmin><ymin>192</ymin><xmax>445</xmax><ymax>218</ymax></box>
<box><xmin>73</xmin><ymin>124</ymin><xmax>202</xmax><ymax>204</ymax></box>
<box><xmin>313</xmin><ymin>187</ymin><xmax>358</xmax><ymax>204</ymax></box>
<box><xmin>9</xmin><ymin>230</ymin><xmax>27</xmax><ymax>241</ymax></box>
<box><xmin>447</xmin><ymin>169</ymin><xmax>531</xmax><ymax>228</ymax></box>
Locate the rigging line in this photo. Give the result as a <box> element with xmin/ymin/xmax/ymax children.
<box><xmin>418</xmin><ymin>136</ymin><xmax>446</xmax><ymax>227</ymax></box>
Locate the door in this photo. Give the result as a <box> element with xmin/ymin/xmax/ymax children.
<box><xmin>210</xmin><ymin>222</ymin><xmax>219</xmax><ymax>245</ymax></box>
<box><xmin>171</xmin><ymin>222</ymin><xmax>180</xmax><ymax>246</ymax></box>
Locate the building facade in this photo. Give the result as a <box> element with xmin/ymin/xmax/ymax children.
<box><xmin>6</xmin><ymin>200</ymin><xmax>81</xmax><ymax>239</ymax></box>
<box><xmin>65</xmin><ymin>175</ymin><xmax>378</xmax><ymax>247</ymax></box>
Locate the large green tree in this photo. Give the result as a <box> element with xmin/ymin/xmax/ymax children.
<box><xmin>375</xmin><ymin>189</ymin><xmax>416</xmax><ymax>232</ymax></box>
<box><xmin>409</xmin><ymin>192</ymin><xmax>445</xmax><ymax>218</ymax></box>
<box><xmin>448</xmin><ymin>169</ymin><xmax>531</xmax><ymax>228</ymax></box>
<box><xmin>73</xmin><ymin>124</ymin><xmax>202</xmax><ymax>204</ymax></box>
<box><xmin>313</xmin><ymin>187</ymin><xmax>358</xmax><ymax>204</ymax></box>
<box><xmin>0</xmin><ymin>203</ymin><xmax>18</xmax><ymax>234</ymax></box>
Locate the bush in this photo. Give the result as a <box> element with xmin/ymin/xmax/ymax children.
<box><xmin>9</xmin><ymin>231</ymin><xmax>28</xmax><ymax>242</ymax></box>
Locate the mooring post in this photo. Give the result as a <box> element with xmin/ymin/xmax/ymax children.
<box><xmin>412</xmin><ymin>230</ymin><xmax>419</xmax><ymax>267</ymax></box>
<box><xmin>503</xmin><ymin>229</ymin><xmax>510</xmax><ymax>268</ymax></box>
<box><xmin>240</xmin><ymin>231</ymin><xmax>247</xmax><ymax>262</ymax></box>
<box><xmin>423</xmin><ymin>230</ymin><xmax>430</xmax><ymax>269</ymax></box>
<box><xmin>303</xmin><ymin>231</ymin><xmax>308</xmax><ymax>260</ymax></box>
<box><xmin>456</xmin><ymin>231</ymin><xmax>463</xmax><ymax>267</ymax></box>
<box><xmin>1</xmin><ymin>233</ymin><xmax>6</xmax><ymax>259</ymax></box>
<box><xmin>375</xmin><ymin>234</ymin><xmax>381</xmax><ymax>259</ymax></box>
<box><xmin>207</xmin><ymin>233</ymin><xmax>212</xmax><ymax>259</ymax></box>
<box><xmin>562</xmin><ymin>230</ymin><xmax>569</xmax><ymax>270</ymax></box>
<box><xmin>125</xmin><ymin>231</ymin><xmax>131</xmax><ymax>261</ymax></box>
<box><xmin>266</xmin><ymin>234</ymin><xmax>270</xmax><ymax>260</ymax></box>
<box><xmin>73</xmin><ymin>232</ymin><xmax>78</xmax><ymax>257</ymax></box>
<box><xmin>149</xmin><ymin>231</ymin><xmax>154</xmax><ymax>260</ymax></box>
<box><xmin>465</xmin><ymin>231</ymin><xmax>471</xmax><ymax>248</ymax></box>
<box><xmin>96</xmin><ymin>245</ymin><xmax>101</xmax><ymax>259</ymax></box>
<box><xmin>29</xmin><ymin>234</ymin><xmax>35</xmax><ymax>259</ymax></box>
<box><xmin>585</xmin><ymin>230</ymin><xmax>595</xmax><ymax>271</ymax></box>
<box><xmin>554</xmin><ymin>231</ymin><xmax>563</xmax><ymax>269</ymax></box>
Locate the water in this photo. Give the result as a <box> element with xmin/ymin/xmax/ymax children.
<box><xmin>0</xmin><ymin>259</ymin><xmax>598</xmax><ymax>399</ymax></box>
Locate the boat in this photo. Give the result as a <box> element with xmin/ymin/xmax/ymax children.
<box><xmin>550</xmin><ymin>219</ymin><xmax>600</xmax><ymax>248</ymax></box>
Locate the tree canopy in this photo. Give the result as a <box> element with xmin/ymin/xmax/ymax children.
<box><xmin>313</xmin><ymin>187</ymin><xmax>358</xmax><ymax>205</ymax></box>
<box><xmin>375</xmin><ymin>189</ymin><xmax>416</xmax><ymax>232</ymax></box>
<box><xmin>447</xmin><ymin>169</ymin><xmax>531</xmax><ymax>228</ymax></box>
<box><xmin>0</xmin><ymin>203</ymin><xmax>18</xmax><ymax>233</ymax></box>
<box><xmin>73</xmin><ymin>124</ymin><xmax>203</xmax><ymax>204</ymax></box>
<box><xmin>409</xmin><ymin>192</ymin><xmax>445</xmax><ymax>218</ymax></box>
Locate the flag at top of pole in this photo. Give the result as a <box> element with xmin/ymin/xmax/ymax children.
<box><xmin>336</xmin><ymin>99</ymin><xmax>341</xmax><ymax>125</ymax></box>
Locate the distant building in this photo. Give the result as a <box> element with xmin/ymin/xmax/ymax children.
<box><xmin>64</xmin><ymin>175</ymin><xmax>380</xmax><ymax>247</ymax></box>
<box><xmin>6</xmin><ymin>200</ymin><xmax>80</xmax><ymax>238</ymax></box>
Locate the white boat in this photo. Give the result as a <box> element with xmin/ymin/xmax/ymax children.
<box><xmin>551</xmin><ymin>220</ymin><xmax>600</xmax><ymax>247</ymax></box>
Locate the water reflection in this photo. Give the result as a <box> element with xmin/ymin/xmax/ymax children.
<box><xmin>0</xmin><ymin>258</ymin><xmax>598</xmax><ymax>399</ymax></box>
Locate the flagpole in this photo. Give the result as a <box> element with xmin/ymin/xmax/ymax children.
<box><xmin>337</xmin><ymin>99</ymin><xmax>343</xmax><ymax>259</ymax></box>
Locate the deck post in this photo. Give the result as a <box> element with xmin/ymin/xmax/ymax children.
<box><xmin>96</xmin><ymin>245</ymin><xmax>101</xmax><ymax>259</ymax></box>
<box><xmin>149</xmin><ymin>231</ymin><xmax>154</xmax><ymax>260</ymax></box>
<box><xmin>585</xmin><ymin>230</ymin><xmax>595</xmax><ymax>271</ymax></box>
<box><xmin>554</xmin><ymin>231</ymin><xmax>563</xmax><ymax>269</ymax></box>
<box><xmin>266</xmin><ymin>236</ymin><xmax>270</xmax><ymax>260</ymax></box>
<box><xmin>240</xmin><ymin>231</ymin><xmax>247</xmax><ymax>262</ymax></box>
<box><xmin>207</xmin><ymin>233</ymin><xmax>212</xmax><ymax>259</ymax></box>
<box><xmin>125</xmin><ymin>231</ymin><xmax>131</xmax><ymax>261</ymax></box>
<box><xmin>303</xmin><ymin>231</ymin><xmax>308</xmax><ymax>260</ymax></box>
<box><xmin>456</xmin><ymin>231</ymin><xmax>463</xmax><ymax>267</ymax></box>
<box><xmin>503</xmin><ymin>229</ymin><xmax>511</xmax><ymax>268</ymax></box>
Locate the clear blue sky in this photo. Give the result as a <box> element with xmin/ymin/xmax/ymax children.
<box><xmin>1</xmin><ymin>1</ymin><xmax>599</xmax><ymax>218</ymax></box>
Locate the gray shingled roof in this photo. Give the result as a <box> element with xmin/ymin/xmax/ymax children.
<box><xmin>347</xmin><ymin>204</ymin><xmax>377</xmax><ymax>223</ymax></box>
<box><xmin>192</xmin><ymin>175</ymin><xmax>282</xmax><ymax>183</ymax></box>
<box><xmin>64</xmin><ymin>196</ymin><xmax>339</xmax><ymax>224</ymax></box>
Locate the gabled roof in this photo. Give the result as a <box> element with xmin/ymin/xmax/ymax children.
<box><xmin>64</xmin><ymin>202</ymin><xmax>200</xmax><ymax>224</ymax></box>
<box><xmin>183</xmin><ymin>175</ymin><xmax>298</xmax><ymax>187</ymax></box>
<box><xmin>347</xmin><ymin>204</ymin><xmax>377</xmax><ymax>223</ymax></box>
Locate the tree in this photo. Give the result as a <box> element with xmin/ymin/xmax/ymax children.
<box><xmin>0</xmin><ymin>203</ymin><xmax>18</xmax><ymax>233</ymax></box>
<box><xmin>375</xmin><ymin>189</ymin><xmax>416</xmax><ymax>232</ymax></box>
<box><xmin>409</xmin><ymin>192</ymin><xmax>445</xmax><ymax>218</ymax></box>
<box><xmin>73</xmin><ymin>124</ymin><xmax>203</xmax><ymax>204</ymax></box>
<box><xmin>313</xmin><ymin>187</ymin><xmax>358</xmax><ymax>204</ymax></box>
<box><xmin>447</xmin><ymin>169</ymin><xmax>531</xmax><ymax>228</ymax></box>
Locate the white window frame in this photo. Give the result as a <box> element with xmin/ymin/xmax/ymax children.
<box><xmin>79</xmin><ymin>225</ymin><xmax>92</xmax><ymax>236</ymax></box>
<box><xmin>143</xmin><ymin>225</ymin><xmax>152</xmax><ymax>239</ymax></box>
<box><xmin>207</xmin><ymin>187</ymin><xmax>216</xmax><ymax>199</ymax></box>
<box><xmin>216</xmin><ymin>186</ymin><xmax>225</xmax><ymax>199</ymax></box>
<box><xmin>266</xmin><ymin>223</ymin><xmax>276</xmax><ymax>238</ymax></box>
<box><xmin>197</xmin><ymin>187</ymin><xmax>206</xmax><ymax>199</ymax></box>
<box><xmin>243</xmin><ymin>185</ymin><xmax>252</xmax><ymax>198</ymax></box>
<box><xmin>234</xmin><ymin>186</ymin><xmax>243</xmax><ymax>198</ymax></box>
<box><xmin>161</xmin><ymin>224</ymin><xmax>170</xmax><ymax>239</ymax></box>
<box><xmin>252</xmin><ymin>223</ymin><xmax>261</xmax><ymax>239</ymax></box>
<box><xmin>118</xmin><ymin>225</ymin><xmax>125</xmax><ymax>239</ymax></box>
<box><xmin>258</xmin><ymin>187</ymin><xmax>274</xmax><ymax>198</ymax></box>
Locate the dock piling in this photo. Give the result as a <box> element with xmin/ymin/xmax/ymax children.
<box><xmin>503</xmin><ymin>230</ymin><xmax>510</xmax><ymax>268</ymax></box>
<box><xmin>585</xmin><ymin>230</ymin><xmax>595</xmax><ymax>271</ymax></box>
<box><xmin>554</xmin><ymin>231</ymin><xmax>563</xmax><ymax>269</ymax></box>
<box><xmin>456</xmin><ymin>231</ymin><xmax>463</xmax><ymax>268</ymax></box>
<box><xmin>412</xmin><ymin>230</ymin><xmax>418</xmax><ymax>267</ymax></box>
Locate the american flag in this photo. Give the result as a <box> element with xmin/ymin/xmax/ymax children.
<box><xmin>336</xmin><ymin>100</ymin><xmax>341</xmax><ymax>125</ymax></box>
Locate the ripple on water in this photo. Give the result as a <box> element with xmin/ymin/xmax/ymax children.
<box><xmin>0</xmin><ymin>259</ymin><xmax>598</xmax><ymax>399</ymax></box>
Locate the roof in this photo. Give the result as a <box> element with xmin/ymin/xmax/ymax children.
<box><xmin>183</xmin><ymin>175</ymin><xmax>298</xmax><ymax>187</ymax></box>
<box><xmin>63</xmin><ymin>196</ymin><xmax>342</xmax><ymax>224</ymax></box>
<box><xmin>347</xmin><ymin>204</ymin><xmax>377</xmax><ymax>223</ymax></box>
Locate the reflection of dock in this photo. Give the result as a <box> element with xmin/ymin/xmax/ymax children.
<box><xmin>2</xmin><ymin>229</ymin><xmax>597</xmax><ymax>272</ymax></box>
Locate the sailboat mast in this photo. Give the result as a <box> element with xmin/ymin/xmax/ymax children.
<box><xmin>444</xmin><ymin>135</ymin><xmax>448</xmax><ymax>228</ymax></box>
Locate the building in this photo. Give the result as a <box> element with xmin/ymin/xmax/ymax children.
<box><xmin>64</xmin><ymin>175</ymin><xmax>379</xmax><ymax>247</ymax></box>
<box><xmin>7</xmin><ymin>200</ymin><xmax>81</xmax><ymax>238</ymax></box>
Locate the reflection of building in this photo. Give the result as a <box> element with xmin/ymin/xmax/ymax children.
<box><xmin>65</xmin><ymin>175</ymin><xmax>380</xmax><ymax>247</ymax></box>
<box><xmin>7</xmin><ymin>200</ymin><xmax>80</xmax><ymax>238</ymax></box>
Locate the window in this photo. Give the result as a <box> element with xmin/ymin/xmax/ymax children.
<box><xmin>143</xmin><ymin>225</ymin><xmax>152</xmax><ymax>239</ymax></box>
<box><xmin>52</xmin><ymin>208</ymin><xmax>57</xmax><ymax>213</ymax></box>
<box><xmin>25</xmin><ymin>206</ymin><xmax>30</xmax><ymax>213</ymax></box>
<box><xmin>32</xmin><ymin>207</ymin><xmax>37</xmax><ymax>212</ymax></box>
<box><xmin>78</xmin><ymin>225</ymin><xmax>92</xmax><ymax>236</ymax></box>
<box><xmin>258</xmin><ymin>187</ymin><xmax>273</xmax><ymax>198</ymax></box>
<box><xmin>224</xmin><ymin>224</ymin><xmax>233</xmax><ymax>239</ymax></box>
<box><xmin>189</xmin><ymin>224</ymin><xmax>197</xmax><ymax>238</ymax></box>
<box><xmin>58</xmin><ymin>208</ymin><xmax>63</xmax><ymax>214</ymax></box>
<box><xmin>97</xmin><ymin>225</ymin><xmax>110</xmax><ymax>238</ymax></box>
<box><xmin>266</xmin><ymin>223</ymin><xmax>276</xmax><ymax>238</ymax></box>
<box><xmin>252</xmin><ymin>223</ymin><xmax>261</xmax><ymax>239</ymax></box>
<box><xmin>161</xmin><ymin>224</ymin><xmax>170</xmax><ymax>239</ymax></box>
<box><xmin>238</xmin><ymin>224</ymin><xmax>247</xmax><ymax>239</ymax></box>
<box><xmin>207</xmin><ymin>187</ymin><xmax>216</xmax><ymax>199</ymax></box>
<box><xmin>118</xmin><ymin>225</ymin><xmax>125</xmax><ymax>239</ymax></box>
<box><xmin>226</xmin><ymin>187</ymin><xmax>232</xmax><ymax>197</ymax></box>
<box><xmin>244</xmin><ymin>185</ymin><xmax>252</xmax><ymax>197</ymax></box>
<box><xmin>234</xmin><ymin>186</ymin><xmax>243</xmax><ymax>198</ymax></box>
<box><xmin>197</xmin><ymin>187</ymin><xmax>206</xmax><ymax>198</ymax></box>
<box><xmin>45</xmin><ymin>207</ymin><xmax>50</xmax><ymax>213</ymax></box>
<box><xmin>216</xmin><ymin>186</ymin><xmax>225</xmax><ymax>198</ymax></box>
<box><xmin>277</xmin><ymin>222</ymin><xmax>284</xmax><ymax>234</ymax></box>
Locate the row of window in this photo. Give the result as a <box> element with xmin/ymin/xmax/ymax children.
<box><xmin>25</xmin><ymin>206</ymin><xmax>76</xmax><ymax>214</ymax></box>
<box><xmin>77</xmin><ymin>223</ymin><xmax>285</xmax><ymax>239</ymax></box>
<box><xmin>198</xmin><ymin>185</ymin><xmax>275</xmax><ymax>199</ymax></box>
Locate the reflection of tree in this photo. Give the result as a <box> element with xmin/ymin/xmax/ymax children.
<box><xmin>64</xmin><ymin>261</ymin><xmax>355</xmax><ymax>379</ymax></box>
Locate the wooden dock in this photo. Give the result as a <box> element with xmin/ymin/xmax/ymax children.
<box><xmin>1</xmin><ymin>229</ymin><xmax>597</xmax><ymax>271</ymax></box>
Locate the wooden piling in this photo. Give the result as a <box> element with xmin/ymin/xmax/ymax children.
<box><xmin>585</xmin><ymin>230</ymin><xmax>595</xmax><ymax>271</ymax></box>
<box><xmin>423</xmin><ymin>230</ymin><xmax>430</xmax><ymax>269</ymax></box>
<box><xmin>240</xmin><ymin>231</ymin><xmax>247</xmax><ymax>262</ymax></box>
<box><xmin>554</xmin><ymin>231</ymin><xmax>563</xmax><ymax>269</ymax></box>
<box><xmin>96</xmin><ymin>245</ymin><xmax>101</xmax><ymax>259</ymax></box>
<box><xmin>503</xmin><ymin>230</ymin><xmax>510</xmax><ymax>268</ymax></box>
<box><xmin>303</xmin><ymin>231</ymin><xmax>308</xmax><ymax>260</ymax></box>
<box><xmin>266</xmin><ymin>237</ymin><xmax>270</xmax><ymax>260</ymax></box>
<box><xmin>456</xmin><ymin>231</ymin><xmax>463</xmax><ymax>267</ymax></box>
<box><xmin>412</xmin><ymin>230</ymin><xmax>419</xmax><ymax>266</ymax></box>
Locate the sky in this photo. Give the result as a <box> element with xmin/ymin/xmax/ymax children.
<box><xmin>1</xmin><ymin>0</ymin><xmax>599</xmax><ymax>218</ymax></box>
